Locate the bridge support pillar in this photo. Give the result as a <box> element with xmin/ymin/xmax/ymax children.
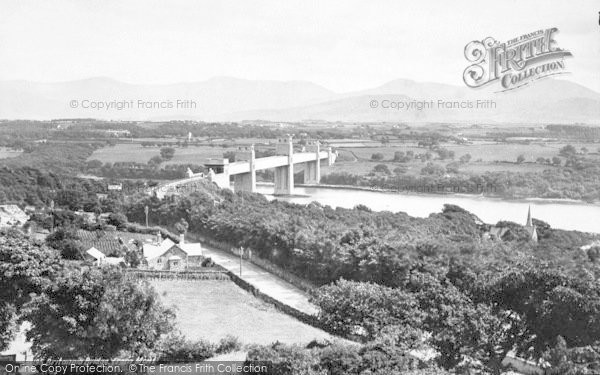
<box><xmin>303</xmin><ymin>161</ymin><xmax>320</xmax><ymax>184</ymax></box>
<box><xmin>274</xmin><ymin>165</ymin><xmax>294</xmax><ymax>195</ymax></box>
<box><xmin>234</xmin><ymin>172</ymin><xmax>255</xmax><ymax>193</ymax></box>
<box><xmin>234</xmin><ymin>145</ymin><xmax>256</xmax><ymax>193</ymax></box>
<box><xmin>327</xmin><ymin>147</ymin><xmax>336</xmax><ymax>166</ymax></box>
<box><xmin>205</xmin><ymin>159</ymin><xmax>230</xmax><ymax>190</ymax></box>
<box><xmin>274</xmin><ymin>137</ymin><xmax>294</xmax><ymax>195</ymax></box>
<box><xmin>304</xmin><ymin>141</ymin><xmax>321</xmax><ymax>184</ymax></box>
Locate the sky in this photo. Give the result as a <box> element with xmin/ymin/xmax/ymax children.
<box><xmin>0</xmin><ymin>0</ymin><xmax>599</xmax><ymax>92</ymax></box>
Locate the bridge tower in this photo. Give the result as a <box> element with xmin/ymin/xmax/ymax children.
<box><xmin>274</xmin><ymin>136</ymin><xmax>294</xmax><ymax>195</ymax></box>
<box><xmin>204</xmin><ymin>159</ymin><xmax>230</xmax><ymax>189</ymax></box>
<box><xmin>303</xmin><ymin>141</ymin><xmax>321</xmax><ymax>184</ymax></box>
<box><xmin>234</xmin><ymin>145</ymin><xmax>256</xmax><ymax>193</ymax></box>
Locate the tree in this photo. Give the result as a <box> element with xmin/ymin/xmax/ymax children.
<box><xmin>393</xmin><ymin>166</ymin><xmax>407</xmax><ymax>175</ymax></box>
<box><xmin>148</xmin><ymin>155</ymin><xmax>163</xmax><ymax>167</ymax></box>
<box><xmin>311</xmin><ymin>279</ymin><xmax>423</xmax><ymax>340</ymax></box>
<box><xmin>516</xmin><ymin>154</ymin><xmax>526</xmax><ymax>164</ymax></box>
<box><xmin>23</xmin><ymin>266</ymin><xmax>175</xmax><ymax>359</ymax></box>
<box><xmin>174</xmin><ymin>218</ymin><xmax>189</xmax><ymax>234</ymax></box>
<box><xmin>559</xmin><ymin>145</ymin><xmax>577</xmax><ymax>157</ymax></box>
<box><xmin>371</xmin><ymin>153</ymin><xmax>384</xmax><ymax>161</ymax></box>
<box><xmin>223</xmin><ymin>151</ymin><xmax>236</xmax><ymax>163</ymax></box>
<box><xmin>372</xmin><ymin>164</ymin><xmax>391</xmax><ymax>175</ymax></box>
<box><xmin>446</xmin><ymin>162</ymin><xmax>460</xmax><ymax>173</ymax></box>
<box><xmin>0</xmin><ymin>230</ymin><xmax>60</xmax><ymax>351</ymax></box>
<box><xmin>124</xmin><ymin>247</ymin><xmax>142</xmax><ymax>268</ymax></box>
<box><xmin>459</xmin><ymin>153</ymin><xmax>472</xmax><ymax>164</ymax></box>
<box><xmin>160</xmin><ymin>147</ymin><xmax>176</xmax><ymax>161</ymax></box>
<box><xmin>45</xmin><ymin>227</ymin><xmax>84</xmax><ymax>260</ymax></box>
<box><xmin>478</xmin><ymin>266</ymin><xmax>600</xmax><ymax>359</ymax></box>
<box><xmin>552</xmin><ymin>156</ymin><xmax>562</xmax><ymax>166</ymax></box>
<box><xmin>393</xmin><ymin>151</ymin><xmax>405</xmax><ymax>161</ymax></box>
<box><xmin>107</xmin><ymin>212</ymin><xmax>128</xmax><ymax>229</ymax></box>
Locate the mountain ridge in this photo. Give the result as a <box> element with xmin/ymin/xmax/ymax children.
<box><xmin>0</xmin><ymin>76</ymin><xmax>598</xmax><ymax>123</ymax></box>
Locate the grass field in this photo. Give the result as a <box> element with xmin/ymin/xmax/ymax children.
<box><xmin>88</xmin><ymin>144</ymin><xmax>238</xmax><ymax>165</ymax></box>
<box><xmin>87</xmin><ymin>139</ymin><xmax>600</xmax><ymax>179</ymax></box>
<box><xmin>340</xmin><ymin>141</ymin><xmax>600</xmax><ymax>163</ymax></box>
<box><xmin>150</xmin><ymin>280</ymin><xmax>337</xmax><ymax>345</ymax></box>
<box><xmin>322</xmin><ymin>141</ymin><xmax>600</xmax><ymax>178</ymax></box>
<box><xmin>0</xmin><ymin>147</ymin><xmax>23</xmax><ymax>159</ymax></box>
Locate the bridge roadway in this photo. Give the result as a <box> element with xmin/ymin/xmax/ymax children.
<box><xmin>227</xmin><ymin>151</ymin><xmax>330</xmax><ymax>174</ymax></box>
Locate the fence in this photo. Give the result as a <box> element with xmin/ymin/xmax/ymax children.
<box><xmin>126</xmin><ymin>269</ymin><xmax>230</xmax><ymax>281</ymax></box>
<box><xmin>227</xmin><ymin>271</ymin><xmax>322</xmax><ymax>329</ymax></box>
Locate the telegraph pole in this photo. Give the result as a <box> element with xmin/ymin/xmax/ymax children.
<box><xmin>144</xmin><ymin>205</ymin><xmax>149</xmax><ymax>227</ymax></box>
<box><xmin>50</xmin><ymin>200</ymin><xmax>55</xmax><ymax>233</ymax></box>
<box><xmin>240</xmin><ymin>246</ymin><xmax>244</xmax><ymax>276</ymax></box>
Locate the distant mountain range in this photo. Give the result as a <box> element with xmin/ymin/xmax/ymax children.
<box><xmin>0</xmin><ymin>76</ymin><xmax>598</xmax><ymax>124</ymax></box>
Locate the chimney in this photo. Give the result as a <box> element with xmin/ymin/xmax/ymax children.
<box><xmin>156</xmin><ymin>231</ymin><xmax>162</xmax><ymax>244</ymax></box>
<box><xmin>179</xmin><ymin>233</ymin><xmax>184</xmax><ymax>245</ymax></box>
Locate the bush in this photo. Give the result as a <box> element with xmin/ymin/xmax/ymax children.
<box><xmin>372</xmin><ymin>164</ymin><xmax>391</xmax><ymax>175</ymax></box>
<box><xmin>371</xmin><ymin>153</ymin><xmax>384</xmax><ymax>161</ymax></box>
<box><xmin>157</xmin><ymin>335</ymin><xmax>217</xmax><ymax>362</ymax></box>
<box><xmin>216</xmin><ymin>335</ymin><xmax>242</xmax><ymax>354</ymax></box>
<box><xmin>202</xmin><ymin>257</ymin><xmax>215</xmax><ymax>267</ymax></box>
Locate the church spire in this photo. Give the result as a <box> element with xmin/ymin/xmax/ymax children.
<box><xmin>526</xmin><ymin>205</ymin><xmax>533</xmax><ymax>227</ymax></box>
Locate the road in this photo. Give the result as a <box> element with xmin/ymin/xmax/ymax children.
<box><xmin>201</xmin><ymin>244</ymin><xmax>320</xmax><ymax>316</ymax></box>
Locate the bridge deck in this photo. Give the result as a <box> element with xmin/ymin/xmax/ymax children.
<box><xmin>228</xmin><ymin>151</ymin><xmax>329</xmax><ymax>175</ymax></box>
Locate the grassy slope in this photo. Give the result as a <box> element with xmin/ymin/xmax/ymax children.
<box><xmin>151</xmin><ymin>280</ymin><xmax>337</xmax><ymax>345</ymax></box>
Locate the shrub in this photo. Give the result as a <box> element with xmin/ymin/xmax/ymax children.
<box><xmin>202</xmin><ymin>257</ymin><xmax>215</xmax><ymax>267</ymax></box>
<box><xmin>371</xmin><ymin>153</ymin><xmax>384</xmax><ymax>161</ymax></box>
<box><xmin>157</xmin><ymin>335</ymin><xmax>216</xmax><ymax>362</ymax></box>
<box><xmin>216</xmin><ymin>335</ymin><xmax>242</xmax><ymax>354</ymax></box>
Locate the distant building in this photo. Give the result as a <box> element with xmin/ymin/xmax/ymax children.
<box><xmin>142</xmin><ymin>232</ymin><xmax>203</xmax><ymax>271</ymax></box>
<box><xmin>105</xmin><ymin>129</ymin><xmax>131</xmax><ymax>137</ymax></box>
<box><xmin>486</xmin><ymin>206</ymin><xmax>538</xmax><ymax>242</ymax></box>
<box><xmin>0</xmin><ymin>205</ymin><xmax>29</xmax><ymax>228</ymax></box>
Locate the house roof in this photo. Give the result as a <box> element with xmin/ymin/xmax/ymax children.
<box><xmin>180</xmin><ymin>242</ymin><xmax>202</xmax><ymax>256</ymax></box>
<box><xmin>142</xmin><ymin>239</ymin><xmax>203</xmax><ymax>260</ymax></box>
<box><xmin>142</xmin><ymin>238</ymin><xmax>176</xmax><ymax>260</ymax></box>
<box><xmin>77</xmin><ymin>230</ymin><xmax>155</xmax><ymax>256</ymax></box>
<box><xmin>86</xmin><ymin>247</ymin><xmax>106</xmax><ymax>260</ymax></box>
<box><xmin>0</xmin><ymin>205</ymin><xmax>29</xmax><ymax>225</ymax></box>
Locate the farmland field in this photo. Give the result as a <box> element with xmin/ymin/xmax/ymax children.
<box><xmin>150</xmin><ymin>280</ymin><xmax>337</xmax><ymax>345</ymax></box>
<box><xmin>88</xmin><ymin>144</ymin><xmax>238</xmax><ymax>164</ymax></box>
<box><xmin>0</xmin><ymin>147</ymin><xmax>22</xmax><ymax>159</ymax></box>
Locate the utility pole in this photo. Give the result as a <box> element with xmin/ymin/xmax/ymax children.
<box><xmin>50</xmin><ymin>200</ymin><xmax>55</xmax><ymax>233</ymax></box>
<box><xmin>144</xmin><ymin>205</ymin><xmax>149</xmax><ymax>227</ymax></box>
<box><xmin>240</xmin><ymin>246</ymin><xmax>244</xmax><ymax>276</ymax></box>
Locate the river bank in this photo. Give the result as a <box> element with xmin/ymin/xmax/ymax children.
<box><xmin>255</xmin><ymin>183</ymin><xmax>600</xmax><ymax>233</ymax></box>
